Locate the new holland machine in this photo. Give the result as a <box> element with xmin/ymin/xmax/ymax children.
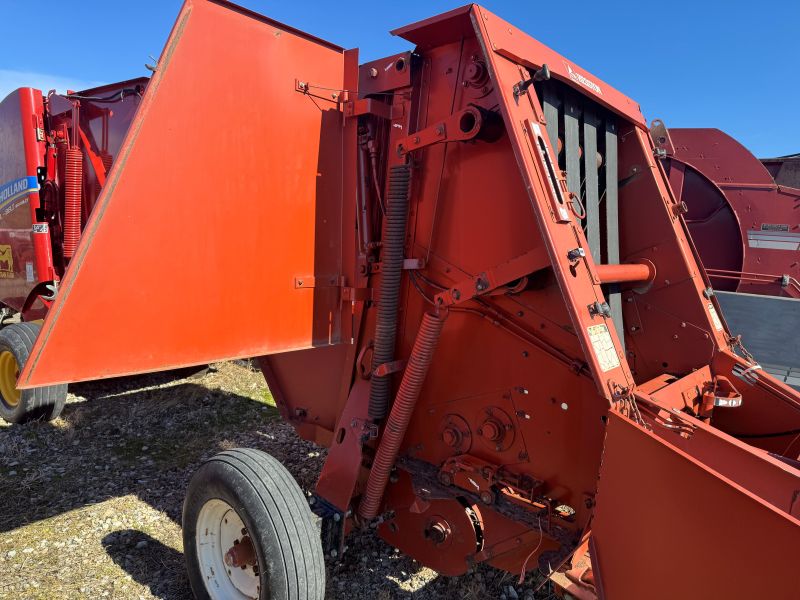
<box><xmin>0</xmin><ymin>78</ymin><xmax>145</xmax><ymax>421</ymax></box>
<box><xmin>4</xmin><ymin>1</ymin><xmax>800</xmax><ymax>598</ymax></box>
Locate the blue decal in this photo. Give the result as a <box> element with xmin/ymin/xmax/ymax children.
<box><xmin>0</xmin><ymin>176</ymin><xmax>39</xmax><ymax>211</ymax></box>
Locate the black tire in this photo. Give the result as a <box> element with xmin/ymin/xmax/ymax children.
<box><xmin>183</xmin><ymin>448</ymin><xmax>325</xmax><ymax>600</ymax></box>
<box><xmin>0</xmin><ymin>322</ymin><xmax>67</xmax><ymax>424</ymax></box>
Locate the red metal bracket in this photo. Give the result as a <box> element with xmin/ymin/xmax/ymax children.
<box><xmin>293</xmin><ymin>275</ymin><xmax>371</xmax><ymax>303</ymax></box>
<box><xmin>438</xmin><ymin>455</ymin><xmax>546</xmax><ymax>510</ymax></box>
<box><xmin>295</xmin><ymin>79</ymin><xmax>346</xmax><ymax>103</ymax></box>
<box><xmin>294</xmin><ymin>275</ymin><xmax>344</xmax><ymax>289</ymax></box>
<box><xmin>396</xmin><ymin>107</ymin><xmax>483</xmax><ymax>156</ymax></box>
<box><xmin>373</xmin><ymin>359</ymin><xmax>405</xmax><ymax>377</ymax></box>
<box><xmin>344</xmin><ymin>98</ymin><xmax>394</xmax><ymax>120</ymax></box>
<box><xmin>435</xmin><ymin>247</ymin><xmax>549</xmax><ymax>307</ymax></box>
<box><xmin>369</xmin><ymin>257</ymin><xmax>425</xmax><ymax>274</ymax></box>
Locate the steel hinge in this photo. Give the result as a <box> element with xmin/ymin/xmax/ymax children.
<box><xmin>293</xmin><ymin>275</ymin><xmax>371</xmax><ymax>303</ymax></box>
<box><xmin>295</xmin><ymin>275</ymin><xmax>344</xmax><ymax>289</ymax></box>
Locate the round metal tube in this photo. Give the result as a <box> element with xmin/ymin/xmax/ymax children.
<box><xmin>595</xmin><ymin>262</ymin><xmax>654</xmax><ymax>285</ymax></box>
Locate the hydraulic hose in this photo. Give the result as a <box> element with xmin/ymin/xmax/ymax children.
<box><xmin>63</xmin><ymin>147</ymin><xmax>83</xmax><ymax>259</ymax></box>
<box><xmin>359</xmin><ymin>311</ymin><xmax>445</xmax><ymax>520</ymax></box>
<box><xmin>368</xmin><ymin>164</ymin><xmax>411</xmax><ymax>421</ymax></box>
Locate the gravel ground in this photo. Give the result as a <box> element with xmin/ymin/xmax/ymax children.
<box><xmin>0</xmin><ymin>362</ymin><xmax>551</xmax><ymax>599</ymax></box>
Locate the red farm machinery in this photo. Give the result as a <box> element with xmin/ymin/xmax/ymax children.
<box><xmin>652</xmin><ymin>123</ymin><xmax>800</xmax><ymax>389</ymax></box>
<box><xmin>0</xmin><ymin>79</ymin><xmax>145</xmax><ymax>422</ymax></box>
<box><xmin>8</xmin><ymin>1</ymin><xmax>800</xmax><ymax>598</ymax></box>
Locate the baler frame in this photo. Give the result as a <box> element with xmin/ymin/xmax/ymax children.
<box><xmin>11</xmin><ymin>2</ymin><xmax>800</xmax><ymax>598</ymax></box>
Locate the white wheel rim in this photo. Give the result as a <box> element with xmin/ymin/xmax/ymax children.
<box><xmin>196</xmin><ymin>499</ymin><xmax>260</xmax><ymax>599</ymax></box>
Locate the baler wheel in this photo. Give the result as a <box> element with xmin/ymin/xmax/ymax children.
<box><xmin>183</xmin><ymin>448</ymin><xmax>325</xmax><ymax>600</ymax></box>
<box><xmin>0</xmin><ymin>322</ymin><xmax>67</xmax><ymax>424</ymax></box>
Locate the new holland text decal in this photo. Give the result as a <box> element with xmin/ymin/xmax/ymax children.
<box><xmin>0</xmin><ymin>176</ymin><xmax>39</xmax><ymax>216</ymax></box>
<box><xmin>563</xmin><ymin>62</ymin><xmax>603</xmax><ymax>96</ymax></box>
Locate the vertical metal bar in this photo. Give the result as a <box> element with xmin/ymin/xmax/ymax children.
<box><xmin>583</xmin><ymin>108</ymin><xmax>601</xmax><ymax>261</ymax></box>
<box><xmin>563</xmin><ymin>93</ymin><xmax>582</xmax><ymax>218</ymax></box>
<box><xmin>605</xmin><ymin>118</ymin><xmax>624</xmax><ymax>346</ymax></box>
<box><xmin>542</xmin><ymin>84</ymin><xmax>560</xmax><ymax>154</ymax></box>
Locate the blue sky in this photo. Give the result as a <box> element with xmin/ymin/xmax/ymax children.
<box><xmin>1</xmin><ymin>0</ymin><xmax>797</xmax><ymax>156</ymax></box>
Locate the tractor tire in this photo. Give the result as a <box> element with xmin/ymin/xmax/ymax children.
<box><xmin>0</xmin><ymin>322</ymin><xmax>67</xmax><ymax>424</ymax></box>
<box><xmin>183</xmin><ymin>448</ymin><xmax>325</xmax><ymax>600</ymax></box>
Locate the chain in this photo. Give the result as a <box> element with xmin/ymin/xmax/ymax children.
<box><xmin>730</xmin><ymin>334</ymin><xmax>758</xmax><ymax>366</ymax></box>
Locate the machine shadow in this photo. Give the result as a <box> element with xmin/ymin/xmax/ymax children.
<box><xmin>103</xmin><ymin>527</ymin><xmax>460</xmax><ymax>600</ymax></box>
<box><xmin>102</xmin><ymin>530</ymin><xmax>191</xmax><ymax>600</ymax></box>
<box><xmin>0</xmin><ymin>370</ymin><xmax>279</xmax><ymax>534</ymax></box>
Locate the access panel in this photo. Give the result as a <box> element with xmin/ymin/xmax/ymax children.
<box><xmin>21</xmin><ymin>0</ymin><xmax>356</xmax><ymax>386</ymax></box>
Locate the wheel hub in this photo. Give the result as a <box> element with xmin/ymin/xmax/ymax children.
<box><xmin>196</xmin><ymin>499</ymin><xmax>260</xmax><ymax>599</ymax></box>
<box><xmin>0</xmin><ymin>350</ymin><xmax>21</xmax><ymax>408</ymax></box>
<box><xmin>224</xmin><ymin>535</ymin><xmax>257</xmax><ymax>569</ymax></box>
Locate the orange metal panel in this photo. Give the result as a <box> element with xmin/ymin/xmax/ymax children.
<box><xmin>20</xmin><ymin>0</ymin><xmax>355</xmax><ymax>387</ymax></box>
<box><xmin>592</xmin><ymin>412</ymin><xmax>800</xmax><ymax>599</ymax></box>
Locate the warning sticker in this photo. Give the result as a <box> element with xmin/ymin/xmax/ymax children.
<box><xmin>0</xmin><ymin>244</ymin><xmax>13</xmax><ymax>279</ymax></box>
<box><xmin>587</xmin><ymin>324</ymin><xmax>620</xmax><ymax>372</ymax></box>
<box><xmin>761</xmin><ymin>223</ymin><xmax>789</xmax><ymax>232</ymax></box>
<box><xmin>708</xmin><ymin>303</ymin><xmax>723</xmax><ymax>331</ymax></box>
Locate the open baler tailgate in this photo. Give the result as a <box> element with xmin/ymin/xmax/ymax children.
<box><xmin>19</xmin><ymin>0</ymin><xmax>356</xmax><ymax>387</ymax></box>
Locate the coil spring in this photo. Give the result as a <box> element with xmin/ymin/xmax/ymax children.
<box><xmin>101</xmin><ymin>152</ymin><xmax>113</xmax><ymax>175</ymax></box>
<box><xmin>368</xmin><ymin>164</ymin><xmax>411</xmax><ymax>421</ymax></box>
<box><xmin>359</xmin><ymin>312</ymin><xmax>445</xmax><ymax>521</ymax></box>
<box><xmin>63</xmin><ymin>147</ymin><xmax>83</xmax><ymax>258</ymax></box>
